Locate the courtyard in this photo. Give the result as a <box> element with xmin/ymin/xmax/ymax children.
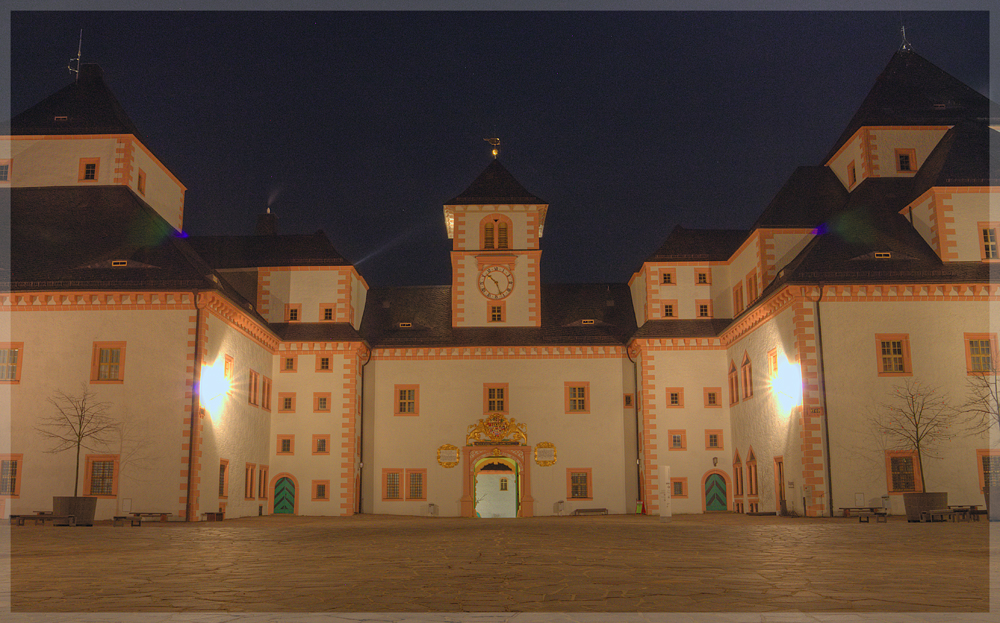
<box><xmin>2</xmin><ymin>512</ymin><xmax>997</xmax><ymax>622</ymax></box>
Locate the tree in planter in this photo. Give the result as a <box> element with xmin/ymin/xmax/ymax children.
<box><xmin>865</xmin><ymin>379</ymin><xmax>958</xmax><ymax>494</ymax></box>
<box><xmin>35</xmin><ymin>385</ymin><xmax>118</xmax><ymax>496</ymax></box>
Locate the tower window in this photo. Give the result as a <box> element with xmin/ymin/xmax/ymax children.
<box><xmin>497</xmin><ymin>222</ymin><xmax>508</xmax><ymax>249</ymax></box>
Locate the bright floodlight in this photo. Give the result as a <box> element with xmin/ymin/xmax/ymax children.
<box><xmin>200</xmin><ymin>360</ymin><xmax>231</xmax><ymax>417</ymax></box>
<box><xmin>772</xmin><ymin>356</ymin><xmax>803</xmax><ymax>415</ymax></box>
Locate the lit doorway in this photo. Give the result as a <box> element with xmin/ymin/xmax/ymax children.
<box><xmin>474</xmin><ymin>457</ymin><xmax>518</xmax><ymax>518</ymax></box>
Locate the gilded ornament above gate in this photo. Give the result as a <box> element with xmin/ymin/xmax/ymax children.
<box><xmin>466</xmin><ymin>412</ymin><xmax>527</xmax><ymax>446</ymax></box>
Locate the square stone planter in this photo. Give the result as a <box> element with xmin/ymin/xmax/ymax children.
<box><xmin>902</xmin><ymin>492</ymin><xmax>948</xmax><ymax>522</ymax></box>
<box><xmin>52</xmin><ymin>496</ymin><xmax>98</xmax><ymax>526</ymax></box>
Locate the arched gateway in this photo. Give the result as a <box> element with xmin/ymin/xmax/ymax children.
<box><xmin>460</xmin><ymin>413</ymin><xmax>534</xmax><ymax>518</ymax></box>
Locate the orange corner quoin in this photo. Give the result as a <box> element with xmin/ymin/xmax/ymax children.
<box><xmin>4</xmin><ymin>38</ymin><xmax>994</xmax><ymax>523</ymax></box>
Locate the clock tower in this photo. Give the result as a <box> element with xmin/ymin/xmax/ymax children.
<box><xmin>444</xmin><ymin>159</ymin><xmax>548</xmax><ymax>327</ymax></box>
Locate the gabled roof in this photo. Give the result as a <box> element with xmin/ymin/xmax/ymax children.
<box><xmin>751</xmin><ymin>166</ymin><xmax>849</xmax><ymax>230</ymax></box>
<box><xmin>186</xmin><ymin>231</ymin><xmax>349</xmax><ymax>269</ymax></box>
<box><xmin>647</xmin><ymin>225</ymin><xmax>748</xmax><ymax>262</ymax></box>
<box><xmin>360</xmin><ymin>283</ymin><xmax>636</xmax><ymax>347</ymax></box>
<box><xmin>826</xmin><ymin>49</ymin><xmax>998</xmax><ymax>162</ymax></box>
<box><xmin>446</xmin><ymin>159</ymin><xmax>545</xmax><ymax>205</ymax></box>
<box><xmin>10</xmin><ymin>64</ymin><xmax>146</xmax><ymax>141</ymax></box>
<box><xmin>8</xmin><ymin>186</ymin><xmax>215</xmax><ymax>290</ymax></box>
<box><xmin>909</xmin><ymin>121</ymin><xmax>996</xmax><ymax>200</ymax></box>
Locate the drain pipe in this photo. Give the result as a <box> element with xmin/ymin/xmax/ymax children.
<box><xmin>356</xmin><ymin>344</ymin><xmax>373</xmax><ymax>514</ymax></box>
<box><xmin>626</xmin><ymin>343</ymin><xmax>643</xmax><ymax>513</ymax></box>
<box><xmin>813</xmin><ymin>284</ymin><xmax>835</xmax><ymax>516</ymax></box>
<box><xmin>185</xmin><ymin>293</ymin><xmax>205</xmax><ymax>522</ymax></box>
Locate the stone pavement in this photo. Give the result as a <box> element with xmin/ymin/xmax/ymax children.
<box><xmin>2</xmin><ymin>512</ymin><xmax>997</xmax><ymax>623</ymax></box>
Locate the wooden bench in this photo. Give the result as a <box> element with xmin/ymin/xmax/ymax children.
<box><xmin>921</xmin><ymin>509</ymin><xmax>962</xmax><ymax>522</ymax></box>
<box><xmin>572</xmin><ymin>508</ymin><xmax>608</xmax><ymax>516</ymax></box>
<box><xmin>839</xmin><ymin>506</ymin><xmax>882</xmax><ymax>518</ymax></box>
<box><xmin>202</xmin><ymin>512</ymin><xmax>224</xmax><ymax>521</ymax></box>
<box><xmin>11</xmin><ymin>514</ymin><xmax>76</xmax><ymax>526</ymax></box>
<box><xmin>112</xmin><ymin>516</ymin><xmax>128</xmax><ymax>527</ymax></box>
<box><xmin>129</xmin><ymin>512</ymin><xmax>172</xmax><ymax>526</ymax></box>
<box><xmin>856</xmin><ymin>510</ymin><xmax>887</xmax><ymax>523</ymax></box>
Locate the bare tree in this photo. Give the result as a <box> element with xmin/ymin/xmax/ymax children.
<box><xmin>961</xmin><ymin>355</ymin><xmax>999</xmax><ymax>441</ymax></box>
<box><xmin>111</xmin><ymin>406</ymin><xmax>154</xmax><ymax>515</ymax></box>
<box><xmin>35</xmin><ymin>385</ymin><xmax>118</xmax><ymax>496</ymax></box>
<box><xmin>865</xmin><ymin>379</ymin><xmax>958</xmax><ymax>493</ymax></box>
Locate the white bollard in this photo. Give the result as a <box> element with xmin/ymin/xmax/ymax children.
<box><xmin>659</xmin><ymin>465</ymin><xmax>672</xmax><ymax>522</ymax></box>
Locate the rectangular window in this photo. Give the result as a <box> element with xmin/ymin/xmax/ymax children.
<box><xmin>282</xmin><ymin>356</ymin><xmax>297</xmax><ymax>372</ymax></box>
<box><xmin>696</xmin><ymin>270</ymin><xmax>711</xmax><ymax>284</ymax></box>
<box><xmin>383</xmin><ymin>469</ymin><xmax>403</xmax><ymax>500</ymax></box>
<box><xmin>488</xmin><ymin>301</ymin><xmax>506</xmax><ymax>323</ymax></box>
<box><xmin>568</xmin><ymin>469</ymin><xmax>592</xmax><ymax>499</ymax></box>
<box><xmin>696</xmin><ymin>300</ymin><xmax>712</xmax><ymax>318</ymax></box>
<box><xmin>313</xmin><ymin>482</ymin><xmax>329</xmax><ymax>501</ymax></box>
<box><xmin>847</xmin><ymin>160</ymin><xmax>856</xmax><ymax>186</ymax></box>
<box><xmin>965</xmin><ymin>334</ymin><xmax>996</xmax><ymax>373</ymax></box>
<box><xmin>78</xmin><ymin>158</ymin><xmax>100</xmax><ymax>181</ymax></box>
<box><xmin>497</xmin><ymin>222</ymin><xmax>509</xmax><ymax>249</ymax></box>
<box><xmin>0</xmin><ymin>160</ymin><xmax>11</xmax><ymax>183</ymax></box>
<box><xmin>0</xmin><ymin>456</ymin><xmax>21</xmax><ymax>497</ymax></box>
<box><xmin>704</xmin><ymin>387</ymin><xmax>722</xmax><ymax>408</ymax></box>
<box><xmin>663</xmin><ymin>302</ymin><xmax>676</xmax><ymax>318</ymax></box>
<box><xmin>313</xmin><ymin>435</ymin><xmax>330</xmax><ymax>455</ymax></box>
<box><xmin>248</xmin><ymin>370</ymin><xmax>259</xmax><ymax>405</ymax></box>
<box><xmin>733</xmin><ymin>284</ymin><xmax>744</xmax><ymax>315</ymax></box>
<box><xmin>314</xmin><ymin>393</ymin><xmax>331</xmax><ymax>412</ymax></box>
<box><xmin>565</xmin><ymin>382</ymin><xmax>589</xmax><ymax>413</ymax></box>
<box><xmin>407</xmin><ymin>469</ymin><xmax>427</xmax><ymax>500</ymax></box>
<box><xmin>137</xmin><ymin>168</ymin><xmax>146</xmax><ymax>195</ymax></box>
<box><xmin>91</xmin><ymin>342</ymin><xmax>126</xmax><ymax>383</ymax></box>
<box><xmin>484</xmin><ymin>383</ymin><xmax>508</xmax><ymax>414</ymax></box>
<box><xmin>746</xmin><ymin>271</ymin><xmax>758</xmax><ymax>302</ymax></box>
<box><xmin>285</xmin><ymin>304</ymin><xmax>301</xmax><ymax>322</ymax></box>
<box><xmin>767</xmin><ymin>349</ymin><xmax>778</xmax><ymax>377</ymax></box>
<box><xmin>262</xmin><ymin>376</ymin><xmax>272</xmax><ymax>411</ymax></box>
<box><xmin>887</xmin><ymin>452</ymin><xmax>921</xmax><ymax>493</ymax></box>
<box><xmin>668</xmin><ymin>430</ymin><xmax>686</xmax><ymax>451</ymax></box>
<box><xmin>895</xmin><ymin>148</ymin><xmax>916</xmax><ymax>173</ymax></box>
<box><xmin>500</xmin><ymin>478</ymin><xmax>508</xmax><ymax>491</ymax></box>
<box><xmin>218</xmin><ymin>460</ymin><xmax>229</xmax><ymax>498</ymax></box>
<box><xmin>0</xmin><ymin>343</ymin><xmax>23</xmax><ymax>383</ymax></box>
<box><xmin>245</xmin><ymin>463</ymin><xmax>256</xmax><ymax>499</ymax></box>
<box><xmin>875</xmin><ymin>334</ymin><xmax>911</xmax><ymax>376</ymax></box>
<box><xmin>323</xmin><ymin>307</ymin><xmax>334</xmax><ymax>321</ymax></box>
<box><xmin>258</xmin><ymin>466</ymin><xmax>268</xmax><ymax>500</ymax></box>
<box><xmin>665</xmin><ymin>388</ymin><xmax>684</xmax><ymax>408</ymax></box>
<box><xmin>224</xmin><ymin>355</ymin><xmax>234</xmax><ymax>384</ymax></box>
<box><xmin>279</xmin><ymin>393</ymin><xmax>295</xmax><ymax>412</ymax></box>
<box><xmin>623</xmin><ymin>394</ymin><xmax>633</xmax><ymax>408</ymax></box>
<box><xmin>277</xmin><ymin>436</ymin><xmax>294</xmax><ymax>455</ymax></box>
<box><xmin>980</xmin><ymin>451</ymin><xmax>1000</xmax><ymax>489</ymax></box>
<box><xmin>671</xmin><ymin>478</ymin><xmax>688</xmax><ymax>499</ymax></box>
<box><xmin>395</xmin><ymin>385</ymin><xmax>419</xmax><ymax>416</ymax></box>
<box><xmin>660</xmin><ymin>268</ymin><xmax>676</xmax><ymax>285</ymax></box>
<box><xmin>979</xmin><ymin>223</ymin><xmax>999</xmax><ymax>260</ymax></box>
<box><xmin>705</xmin><ymin>430</ymin><xmax>724</xmax><ymax>450</ymax></box>
<box><xmin>484</xmin><ymin>223</ymin><xmax>495</xmax><ymax>249</ymax></box>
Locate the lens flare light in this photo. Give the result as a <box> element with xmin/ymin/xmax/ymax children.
<box><xmin>771</xmin><ymin>356</ymin><xmax>803</xmax><ymax>415</ymax></box>
<box><xmin>199</xmin><ymin>360</ymin><xmax>231</xmax><ymax>417</ymax></box>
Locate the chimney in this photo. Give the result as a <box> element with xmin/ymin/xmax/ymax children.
<box><xmin>254</xmin><ymin>211</ymin><xmax>278</xmax><ymax>236</ymax></box>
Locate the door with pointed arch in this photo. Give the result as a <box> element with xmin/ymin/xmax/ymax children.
<box><xmin>274</xmin><ymin>477</ymin><xmax>295</xmax><ymax>514</ymax></box>
<box><xmin>705</xmin><ymin>473</ymin><xmax>727</xmax><ymax>511</ymax></box>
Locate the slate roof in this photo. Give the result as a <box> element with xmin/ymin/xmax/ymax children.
<box><xmin>910</xmin><ymin>121</ymin><xmax>996</xmax><ymax>200</ymax></box>
<box><xmin>647</xmin><ymin>225</ymin><xmax>749</xmax><ymax>262</ymax></box>
<box><xmin>360</xmin><ymin>284</ymin><xmax>637</xmax><ymax>348</ymax></box>
<box><xmin>825</xmin><ymin>49</ymin><xmax>998</xmax><ymax>162</ymax></box>
<box><xmin>186</xmin><ymin>231</ymin><xmax>350</xmax><ymax>269</ymax></box>
<box><xmin>446</xmin><ymin>160</ymin><xmax>545</xmax><ymax>205</ymax></box>
<box><xmin>8</xmin><ymin>186</ymin><xmax>215</xmax><ymax>290</ymax></box>
<box><xmin>269</xmin><ymin>323</ymin><xmax>362</xmax><ymax>342</ymax></box>
<box><xmin>11</xmin><ymin>65</ymin><xmax>146</xmax><ymax>141</ymax></box>
<box><xmin>632</xmin><ymin>319</ymin><xmax>732</xmax><ymax>339</ymax></box>
<box><xmin>751</xmin><ymin>166</ymin><xmax>849</xmax><ymax>230</ymax></box>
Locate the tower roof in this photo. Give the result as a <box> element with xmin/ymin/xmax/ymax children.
<box><xmin>11</xmin><ymin>64</ymin><xmax>147</xmax><ymax>140</ymax></box>
<box><xmin>446</xmin><ymin>159</ymin><xmax>545</xmax><ymax>205</ymax></box>
<box><xmin>825</xmin><ymin>49</ymin><xmax>997</xmax><ymax>162</ymax></box>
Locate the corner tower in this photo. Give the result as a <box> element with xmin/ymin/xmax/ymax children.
<box><xmin>443</xmin><ymin>160</ymin><xmax>548</xmax><ymax>327</ymax></box>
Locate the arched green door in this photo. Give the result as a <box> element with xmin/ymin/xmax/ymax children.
<box><xmin>705</xmin><ymin>474</ymin><xmax>727</xmax><ymax>511</ymax></box>
<box><xmin>274</xmin><ymin>477</ymin><xmax>295</xmax><ymax>514</ymax></box>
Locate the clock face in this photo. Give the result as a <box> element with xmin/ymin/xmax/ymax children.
<box><xmin>478</xmin><ymin>265</ymin><xmax>514</xmax><ymax>300</ymax></box>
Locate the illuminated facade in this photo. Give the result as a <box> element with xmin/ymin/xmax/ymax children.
<box><xmin>4</xmin><ymin>49</ymin><xmax>997</xmax><ymax>520</ymax></box>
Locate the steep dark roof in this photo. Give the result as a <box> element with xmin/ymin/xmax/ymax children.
<box><xmin>360</xmin><ymin>284</ymin><xmax>636</xmax><ymax>347</ymax></box>
<box><xmin>632</xmin><ymin>319</ymin><xmax>732</xmax><ymax>340</ymax></box>
<box><xmin>826</xmin><ymin>50</ymin><xmax>998</xmax><ymax>162</ymax></box>
<box><xmin>270</xmin><ymin>323</ymin><xmax>362</xmax><ymax>342</ymax></box>
<box><xmin>909</xmin><ymin>121</ymin><xmax>996</xmax><ymax>200</ymax></box>
<box><xmin>647</xmin><ymin>225</ymin><xmax>748</xmax><ymax>262</ymax></box>
<box><xmin>751</xmin><ymin>166</ymin><xmax>849</xmax><ymax>230</ymax></box>
<box><xmin>446</xmin><ymin>160</ymin><xmax>545</xmax><ymax>205</ymax></box>
<box><xmin>8</xmin><ymin>186</ymin><xmax>214</xmax><ymax>290</ymax></box>
<box><xmin>11</xmin><ymin>65</ymin><xmax>146</xmax><ymax>141</ymax></box>
<box><xmin>186</xmin><ymin>232</ymin><xmax>350</xmax><ymax>269</ymax></box>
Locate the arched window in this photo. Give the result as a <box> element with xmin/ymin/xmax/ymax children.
<box><xmin>484</xmin><ymin>223</ymin><xmax>495</xmax><ymax>249</ymax></box>
<box><xmin>500</xmin><ymin>477</ymin><xmax>508</xmax><ymax>491</ymax></box>
<box><xmin>497</xmin><ymin>222</ymin><xmax>508</xmax><ymax>249</ymax></box>
<box><xmin>480</xmin><ymin>215</ymin><xmax>513</xmax><ymax>250</ymax></box>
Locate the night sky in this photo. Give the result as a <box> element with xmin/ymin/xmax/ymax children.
<box><xmin>9</xmin><ymin>9</ymin><xmax>990</xmax><ymax>288</ymax></box>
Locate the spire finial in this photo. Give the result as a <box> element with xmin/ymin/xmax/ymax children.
<box><xmin>900</xmin><ymin>25</ymin><xmax>912</xmax><ymax>51</ymax></box>
<box><xmin>485</xmin><ymin>137</ymin><xmax>500</xmax><ymax>159</ymax></box>
<box><xmin>68</xmin><ymin>30</ymin><xmax>82</xmax><ymax>81</ymax></box>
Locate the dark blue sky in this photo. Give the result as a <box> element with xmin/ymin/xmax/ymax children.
<box><xmin>10</xmin><ymin>10</ymin><xmax>990</xmax><ymax>287</ymax></box>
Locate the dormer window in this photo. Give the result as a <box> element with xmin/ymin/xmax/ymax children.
<box><xmin>54</xmin><ymin>115</ymin><xmax>67</xmax><ymax>121</ymax></box>
<box><xmin>398</xmin><ymin>322</ymin><xmax>412</xmax><ymax>328</ymax></box>
<box><xmin>895</xmin><ymin>149</ymin><xmax>916</xmax><ymax>173</ymax></box>
<box><xmin>581</xmin><ymin>319</ymin><xmax>595</xmax><ymax>325</ymax></box>
<box><xmin>111</xmin><ymin>260</ymin><xmax>127</xmax><ymax>267</ymax></box>
<box><xmin>874</xmin><ymin>252</ymin><xmax>891</xmax><ymax>259</ymax></box>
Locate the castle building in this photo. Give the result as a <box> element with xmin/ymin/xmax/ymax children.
<box><xmin>3</xmin><ymin>48</ymin><xmax>997</xmax><ymax>521</ymax></box>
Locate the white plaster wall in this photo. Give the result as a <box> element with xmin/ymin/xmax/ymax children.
<box><xmin>11</xmin><ymin>138</ymin><xmax>118</xmax><ymax>186</ymax></box>
<box><xmin>350</xmin><ymin>270</ymin><xmax>368</xmax><ymax>331</ymax></box>
<box><xmin>770</xmin><ymin>232</ymin><xmax>814</xmax><ymax>278</ymax></box>
<box><xmin>264</xmin><ymin>268</ymin><xmax>347</xmax><ymax>323</ymax></box>
<box><xmin>943</xmin><ymin>190</ymin><xmax>992</xmax><ymax>261</ymax></box>
<box><xmin>905</xmin><ymin>193</ymin><xmax>938</xmax><ymax>257</ymax></box>
<box><xmin>198</xmin><ymin>314</ymin><xmax>273</xmax><ymax>518</ymax></box>
<box><xmin>644</xmin><ymin>348</ymin><xmax>730</xmax><ymax>514</ymax></box>
<box><xmin>673</xmin><ymin>266</ymin><xmax>713</xmax><ymax>319</ymax></box>
<box><xmin>725</xmin><ymin>306</ymin><xmax>804</xmax><ymax>515</ymax></box>
<box><xmin>453</xmin><ymin>207</ymin><xmax>534</xmax><ymax>251</ymax></box>
<box><xmin>827</xmin><ymin>133</ymin><xmax>864</xmax><ymax>188</ymax></box>
<box><xmin>628</xmin><ymin>267</ymin><xmax>648</xmax><ymax>326</ymax></box>
<box><xmin>819</xmin><ymin>299</ymin><xmax>994</xmax><ymax>515</ymax></box>
<box><xmin>7</xmin><ymin>305</ymin><xmax>193</xmax><ymax>520</ymax></box>
<box><xmin>269</xmin><ymin>349</ymin><xmax>354</xmax><ymax>516</ymax></box>
<box><xmin>870</xmin><ymin>128</ymin><xmax>948</xmax><ymax>177</ymax></box>
<box><xmin>366</xmin><ymin>355</ymin><xmax>630</xmax><ymax>516</ymax></box>
<box><xmin>130</xmin><ymin>142</ymin><xmax>186</xmax><ymax>231</ymax></box>
<box><xmin>455</xmin><ymin>255</ymin><xmax>533</xmax><ymax>327</ymax></box>
<box><xmin>727</xmin><ymin>235</ymin><xmax>760</xmax><ymax>313</ymax></box>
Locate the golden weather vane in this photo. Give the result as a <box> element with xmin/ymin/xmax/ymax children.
<box><xmin>68</xmin><ymin>30</ymin><xmax>82</xmax><ymax>82</ymax></box>
<box><xmin>485</xmin><ymin>137</ymin><xmax>500</xmax><ymax>158</ymax></box>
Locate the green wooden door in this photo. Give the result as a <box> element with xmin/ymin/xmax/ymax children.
<box><xmin>705</xmin><ymin>474</ymin><xmax>727</xmax><ymax>511</ymax></box>
<box><xmin>274</xmin><ymin>477</ymin><xmax>295</xmax><ymax>514</ymax></box>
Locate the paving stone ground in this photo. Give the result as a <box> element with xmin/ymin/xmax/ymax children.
<box><xmin>2</xmin><ymin>512</ymin><xmax>997</xmax><ymax>622</ymax></box>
